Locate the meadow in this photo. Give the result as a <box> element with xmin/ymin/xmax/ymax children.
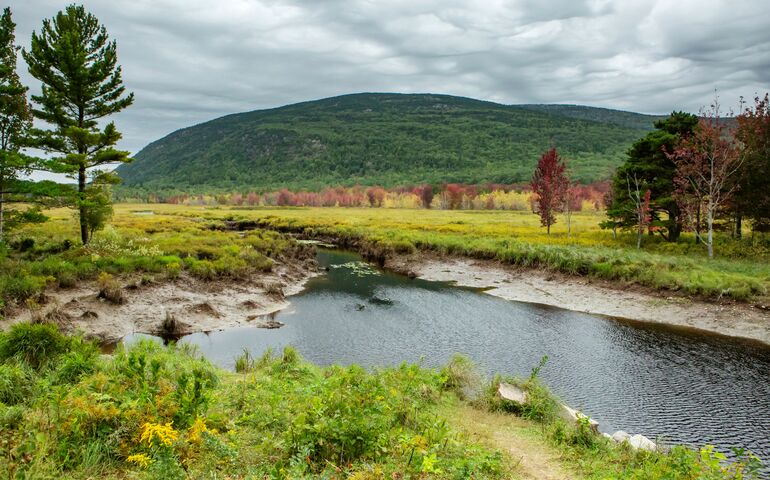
<box><xmin>137</xmin><ymin>204</ymin><xmax>770</xmax><ymax>302</ymax></box>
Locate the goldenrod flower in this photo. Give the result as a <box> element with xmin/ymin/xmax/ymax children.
<box><xmin>140</xmin><ymin>422</ymin><xmax>179</xmax><ymax>447</ymax></box>
<box><xmin>187</xmin><ymin>417</ymin><xmax>214</xmax><ymax>443</ymax></box>
<box><xmin>127</xmin><ymin>453</ymin><xmax>152</xmax><ymax>469</ymax></box>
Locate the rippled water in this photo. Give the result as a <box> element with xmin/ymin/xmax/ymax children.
<box><xmin>125</xmin><ymin>249</ymin><xmax>770</xmax><ymax>467</ymax></box>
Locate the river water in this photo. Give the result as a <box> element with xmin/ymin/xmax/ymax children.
<box><xmin>124</xmin><ymin>249</ymin><xmax>770</xmax><ymax>466</ymax></box>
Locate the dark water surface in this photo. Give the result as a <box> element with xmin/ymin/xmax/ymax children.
<box><xmin>125</xmin><ymin>249</ymin><xmax>770</xmax><ymax>465</ymax></box>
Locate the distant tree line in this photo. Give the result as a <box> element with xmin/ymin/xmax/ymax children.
<box><xmin>121</xmin><ymin>182</ymin><xmax>608</xmax><ymax>213</ymax></box>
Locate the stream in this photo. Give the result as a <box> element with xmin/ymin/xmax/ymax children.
<box><xmin>123</xmin><ymin>249</ymin><xmax>770</xmax><ymax>466</ymax></box>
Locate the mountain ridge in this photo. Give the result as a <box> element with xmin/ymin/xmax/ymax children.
<box><xmin>117</xmin><ymin>92</ymin><xmax>666</xmax><ymax>193</ymax></box>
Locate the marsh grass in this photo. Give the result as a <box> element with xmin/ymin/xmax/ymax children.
<box><xmin>0</xmin><ymin>207</ymin><xmax>311</xmax><ymax>316</ymax></box>
<box><xmin>147</xmin><ymin>204</ymin><xmax>770</xmax><ymax>301</ymax></box>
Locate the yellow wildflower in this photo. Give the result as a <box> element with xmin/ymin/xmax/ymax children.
<box><xmin>140</xmin><ymin>422</ymin><xmax>179</xmax><ymax>447</ymax></box>
<box><xmin>127</xmin><ymin>453</ymin><xmax>152</xmax><ymax>469</ymax></box>
<box><xmin>187</xmin><ymin>417</ymin><xmax>216</xmax><ymax>443</ymax></box>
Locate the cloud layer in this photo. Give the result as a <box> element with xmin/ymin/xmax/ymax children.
<box><xmin>11</xmin><ymin>0</ymin><xmax>770</xmax><ymax>155</ymax></box>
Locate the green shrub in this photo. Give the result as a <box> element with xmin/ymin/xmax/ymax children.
<box><xmin>0</xmin><ymin>363</ymin><xmax>35</xmax><ymax>405</ymax></box>
<box><xmin>0</xmin><ymin>273</ymin><xmax>49</xmax><ymax>304</ymax></box>
<box><xmin>50</xmin><ymin>342</ymin><xmax>99</xmax><ymax>384</ymax></box>
<box><xmin>97</xmin><ymin>272</ymin><xmax>126</xmax><ymax>304</ymax></box>
<box><xmin>234</xmin><ymin>349</ymin><xmax>254</xmax><ymax>373</ymax></box>
<box><xmin>0</xmin><ymin>323</ymin><xmax>68</xmax><ymax>370</ymax></box>
<box><xmin>440</xmin><ymin>354</ymin><xmax>480</xmax><ymax>400</ymax></box>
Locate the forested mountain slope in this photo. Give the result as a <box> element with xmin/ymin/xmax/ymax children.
<box><xmin>117</xmin><ymin>93</ymin><xmax>663</xmax><ymax>192</ymax></box>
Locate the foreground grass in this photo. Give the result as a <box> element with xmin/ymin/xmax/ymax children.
<box><xmin>0</xmin><ymin>323</ymin><xmax>760</xmax><ymax>479</ymax></box>
<box><xmin>137</xmin><ymin>204</ymin><xmax>770</xmax><ymax>301</ymax></box>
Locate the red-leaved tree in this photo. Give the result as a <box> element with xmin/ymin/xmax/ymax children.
<box><xmin>667</xmin><ymin>96</ymin><xmax>742</xmax><ymax>258</ymax></box>
<box><xmin>413</xmin><ymin>184</ymin><xmax>434</xmax><ymax>208</ymax></box>
<box><xmin>531</xmin><ymin>148</ymin><xmax>568</xmax><ymax>234</ymax></box>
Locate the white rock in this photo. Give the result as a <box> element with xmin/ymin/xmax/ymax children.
<box><xmin>628</xmin><ymin>434</ymin><xmax>656</xmax><ymax>451</ymax></box>
<box><xmin>611</xmin><ymin>430</ymin><xmax>631</xmax><ymax>442</ymax></box>
<box><xmin>497</xmin><ymin>382</ymin><xmax>527</xmax><ymax>404</ymax></box>
<box><xmin>602</xmin><ymin>432</ymin><xmax>613</xmax><ymax>440</ymax></box>
<box><xmin>560</xmin><ymin>404</ymin><xmax>599</xmax><ymax>433</ymax></box>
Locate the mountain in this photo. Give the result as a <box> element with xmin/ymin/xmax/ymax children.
<box><xmin>116</xmin><ymin>93</ymin><xmax>665</xmax><ymax>193</ymax></box>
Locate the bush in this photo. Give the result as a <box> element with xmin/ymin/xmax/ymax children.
<box><xmin>97</xmin><ymin>272</ymin><xmax>125</xmax><ymax>304</ymax></box>
<box><xmin>51</xmin><ymin>343</ymin><xmax>99</xmax><ymax>384</ymax></box>
<box><xmin>440</xmin><ymin>354</ymin><xmax>481</xmax><ymax>400</ymax></box>
<box><xmin>0</xmin><ymin>273</ymin><xmax>49</xmax><ymax>305</ymax></box>
<box><xmin>0</xmin><ymin>363</ymin><xmax>35</xmax><ymax>405</ymax></box>
<box><xmin>0</xmin><ymin>323</ymin><xmax>68</xmax><ymax>370</ymax></box>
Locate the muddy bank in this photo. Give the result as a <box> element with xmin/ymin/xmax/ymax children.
<box><xmin>387</xmin><ymin>253</ymin><xmax>770</xmax><ymax>346</ymax></box>
<box><xmin>4</xmin><ymin>260</ymin><xmax>318</xmax><ymax>343</ymax></box>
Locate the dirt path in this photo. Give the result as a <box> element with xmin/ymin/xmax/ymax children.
<box><xmin>4</xmin><ymin>261</ymin><xmax>318</xmax><ymax>343</ymax></box>
<box><xmin>446</xmin><ymin>403</ymin><xmax>577</xmax><ymax>480</ymax></box>
<box><xmin>388</xmin><ymin>254</ymin><xmax>770</xmax><ymax>346</ymax></box>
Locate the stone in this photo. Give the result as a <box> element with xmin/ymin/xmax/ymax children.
<box><xmin>560</xmin><ymin>404</ymin><xmax>599</xmax><ymax>433</ymax></box>
<box><xmin>497</xmin><ymin>382</ymin><xmax>527</xmax><ymax>405</ymax></box>
<box><xmin>628</xmin><ymin>434</ymin><xmax>656</xmax><ymax>451</ymax></box>
<box><xmin>611</xmin><ymin>430</ymin><xmax>631</xmax><ymax>443</ymax></box>
<box><xmin>602</xmin><ymin>432</ymin><xmax>613</xmax><ymax>440</ymax></box>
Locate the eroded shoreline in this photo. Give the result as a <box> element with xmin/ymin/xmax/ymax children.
<box><xmin>386</xmin><ymin>253</ymin><xmax>770</xmax><ymax>346</ymax></box>
<box><xmin>4</xmin><ymin>259</ymin><xmax>319</xmax><ymax>343</ymax></box>
<box><xmin>7</xmin><ymin>243</ymin><xmax>770</xmax><ymax>347</ymax></box>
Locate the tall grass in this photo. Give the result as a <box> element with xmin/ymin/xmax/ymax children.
<box><xmin>150</xmin><ymin>204</ymin><xmax>770</xmax><ymax>301</ymax></box>
<box><xmin>0</xmin><ymin>208</ymin><xmax>312</xmax><ymax>315</ymax></box>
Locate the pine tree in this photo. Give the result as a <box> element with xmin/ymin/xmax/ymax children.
<box><xmin>603</xmin><ymin>112</ymin><xmax>698</xmax><ymax>242</ymax></box>
<box><xmin>23</xmin><ymin>4</ymin><xmax>133</xmax><ymax>244</ymax></box>
<box><xmin>0</xmin><ymin>7</ymin><xmax>35</xmax><ymax>240</ymax></box>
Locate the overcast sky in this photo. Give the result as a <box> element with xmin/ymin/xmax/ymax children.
<box><xmin>10</xmin><ymin>0</ymin><xmax>770</xmax><ymax>157</ymax></box>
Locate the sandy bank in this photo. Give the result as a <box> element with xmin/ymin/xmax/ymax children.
<box><xmin>387</xmin><ymin>254</ymin><xmax>770</xmax><ymax>346</ymax></box>
<box><xmin>5</xmin><ymin>260</ymin><xmax>318</xmax><ymax>343</ymax></box>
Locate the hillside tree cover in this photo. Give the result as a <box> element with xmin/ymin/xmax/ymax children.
<box><xmin>115</xmin><ymin>93</ymin><xmax>661</xmax><ymax>196</ymax></box>
<box><xmin>0</xmin><ymin>7</ymin><xmax>38</xmax><ymax>239</ymax></box>
<box><xmin>531</xmin><ymin>148</ymin><xmax>568</xmax><ymax>235</ymax></box>
<box><xmin>603</xmin><ymin>112</ymin><xmax>698</xmax><ymax>242</ymax></box>
<box><xmin>22</xmin><ymin>4</ymin><xmax>133</xmax><ymax>245</ymax></box>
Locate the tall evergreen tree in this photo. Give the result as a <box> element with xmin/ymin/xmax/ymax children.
<box><xmin>604</xmin><ymin>112</ymin><xmax>698</xmax><ymax>242</ymax></box>
<box><xmin>23</xmin><ymin>4</ymin><xmax>133</xmax><ymax>244</ymax></box>
<box><xmin>0</xmin><ymin>7</ymin><xmax>35</xmax><ymax>240</ymax></box>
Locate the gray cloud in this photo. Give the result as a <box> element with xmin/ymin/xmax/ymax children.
<box><xmin>9</xmin><ymin>0</ymin><xmax>770</xmax><ymax>158</ymax></box>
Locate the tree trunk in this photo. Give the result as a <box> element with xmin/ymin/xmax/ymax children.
<box><xmin>735</xmin><ymin>212</ymin><xmax>742</xmax><ymax>239</ymax></box>
<box><xmin>667</xmin><ymin>207</ymin><xmax>682</xmax><ymax>242</ymax></box>
<box><xmin>637</xmin><ymin>225</ymin><xmax>643</xmax><ymax>249</ymax></box>
<box><xmin>0</xmin><ymin>191</ymin><xmax>4</xmax><ymax>241</ymax></box>
<box><xmin>695</xmin><ymin>202</ymin><xmax>701</xmax><ymax>244</ymax></box>
<box><xmin>78</xmin><ymin>165</ymin><xmax>89</xmax><ymax>245</ymax></box>
<box><xmin>706</xmin><ymin>203</ymin><xmax>714</xmax><ymax>259</ymax></box>
<box><xmin>547</xmin><ymin>222</ymin><xmax>551</xmax><ymax>235</ymax></box>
